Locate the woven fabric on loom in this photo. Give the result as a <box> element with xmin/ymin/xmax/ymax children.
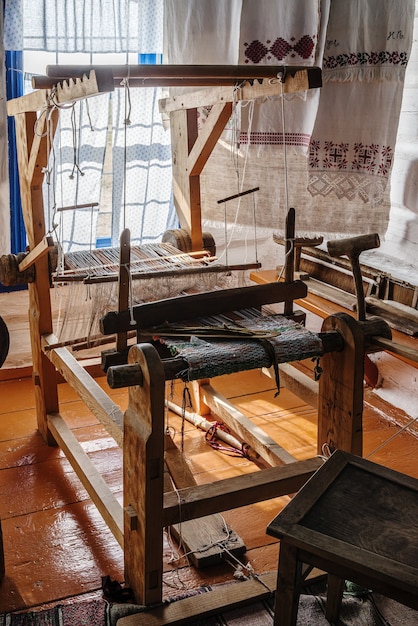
<box><xmin>158</xmin><ymin>311</ymin><xmax>323</xmax><ymax>381</ymax></box>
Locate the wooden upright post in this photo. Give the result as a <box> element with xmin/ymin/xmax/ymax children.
<box><xmin>13</xmin><ymin>110</ymin><xmax>59</xmax><ymax>445</ymax></box>
<box><xmin>123</xmin><ymin>343</ymin><xmax>165</xmax><ymax>605</ymax></box>
<box><xmin>170</xmin><ymin>103</ymin><xmax>233</xmax><ymax>251</ymax></box>
<box><xmin>317</xmin><ymin>313</ymin><xmax>365</xmax><ymax>456</ymax></box>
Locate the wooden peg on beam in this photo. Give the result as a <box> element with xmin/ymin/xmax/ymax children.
<box><xmin>18</xmin><ymin>236</ymin><xmax>54</xmax><ymax>273</ymax></box>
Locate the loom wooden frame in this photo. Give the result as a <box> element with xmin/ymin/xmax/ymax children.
<box><xmin>6</xmin><ymin>67</ymin><xmax>378</xmax><ymax>623</ymax></box>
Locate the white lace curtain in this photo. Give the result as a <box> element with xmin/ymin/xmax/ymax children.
<box><xmin>5</xmin><ymin>0</ymin><xmax>174</xmax><ymax>253</ymax></box>
<box><xmin>5</xmin><ymin>0</ymin><xmax>163</xmax><ymax>54</ymax></box>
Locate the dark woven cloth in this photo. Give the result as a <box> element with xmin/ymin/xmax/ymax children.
<box><xmin>158</xmin><ymin>311</ymin><xmax>323</xmax><ymax>381</ymax></box>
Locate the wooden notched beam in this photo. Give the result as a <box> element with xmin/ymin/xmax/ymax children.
<box><xmin>7</xmin><ymin>69</ymin><xmax>114</xmax><ymax>116</ymax></box>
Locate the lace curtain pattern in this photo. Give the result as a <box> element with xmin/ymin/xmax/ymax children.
<box><xmin>5</xmin><ymin>0</ymin><xmax>163</xmax><ymax>53</ymax></box>
<box><xmin>4</xmin><ymin>0</ymin><xmax>173</xmax><ymax>254</ymax></box>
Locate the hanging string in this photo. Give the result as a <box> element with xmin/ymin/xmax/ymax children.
<box><xmin>366</xmin><ymin>415</ymin><xmax>418</xmax><ymax>460</ymax></box>
<box><xmin>69</xmin><ymin>104</ymin><xmax>84</xmax><ymax>179</ymax></box>
<box><xmin>216</xmin><ymin>83</ymin><xmax>256</xmax><ymax>266</ymax></box>
<box><xmin>252</xmin><ymin>190</ymin><xmax>259</xmax><ymax>264</ymax></box>
<box><xmin>277</xmin><ymin>237</ymin><xmax>294</xmax><ymax>281</ymax></box>
<box><xmin>181</xmin><ymin>384</ymin><xmax>193</xmax><ymax>452</ymax></box>
<box><xmin>279</xmin><ymin>69</ymin><xmax>290</xmax><ymax>212</ymax></box>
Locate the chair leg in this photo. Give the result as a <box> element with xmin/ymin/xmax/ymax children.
<box><xmin>325</xmin><ymin>574</ymin><xmax>345</xmax><ymax>623</ymax></box>
<box><xmin>273</xmin><ymin>542</ymin><xmax>301</xmax><ymax>626</ymax></box>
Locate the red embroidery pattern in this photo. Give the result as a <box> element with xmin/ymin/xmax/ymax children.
<box><xmin>309</xmin><ymin>140</ymin><xmax>393</xmax><ymax>176</ymax></box>
<box><xmin>239</xmin><ymin>131</ymin><xmax>311</xmax><ymax>148</ymax></box>
<box><xmin>244</xmin><ymin>35</ymin><xmax>315</xmax><ymax>64</ymax></box>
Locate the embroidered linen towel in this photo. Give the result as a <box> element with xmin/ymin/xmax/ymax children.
<box><xmin>238</xmin><ymin>0</ymin><xmax>330</xmax><ymax>154</ymax></box>
<box><xmin>308</xmin><ymin>0</ymin><xmax>415</xmax><ymax>204</ymax></box>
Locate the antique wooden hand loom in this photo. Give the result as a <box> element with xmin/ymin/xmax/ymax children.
<box><xmin>4</xmin><ymin>64</ymin><xmax>397</xmax><ymax>621</ymax></box>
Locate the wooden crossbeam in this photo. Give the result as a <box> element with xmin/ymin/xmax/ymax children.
<box><xmin>198</xmin><ymin>382</ymin><xmax>297</xmax><ymax>466</ymax></box>
<box><xmin>117</xmin><ymin>571</ymin><xmax>278</xmax><ymax>626</ymax></box>
<box><xmin>42</xmin><ymin>333</ymin><xmax>124</xmax><ymax>446</ymax></box>
<box><xmin>159</xmin><ymin>70</ymin><xmax>320</xmax><ymax>114</ymax></box>
<box><xmin>47</xmin><ymin>413</ymin><xmax>124</xmax><ymax>547</ymax></box>
<box><xmin>100</xmin><ymin>281</ymin><xmax>308</xmax><ymax>335</ymax></box>
<box><xmin>162</xmin><ymin>457</ymin><xmax>322</xmax><ymax>527</ymax></box>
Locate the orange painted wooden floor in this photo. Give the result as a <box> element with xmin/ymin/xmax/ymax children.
<box><xmin>1</xmin><ymin>363</ymin><xmax>417</xmax><ymax>614</ymax></box>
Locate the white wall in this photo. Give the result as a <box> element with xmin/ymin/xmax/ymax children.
<box><xmin>376</xmin><ymin>1</ymin><xmax>418</xmax><ymax>284</ymax></box>
<box><xmin>0</xmin><ymin>8</ymin><xmax>11</xmax><ymax>256</ymax></box>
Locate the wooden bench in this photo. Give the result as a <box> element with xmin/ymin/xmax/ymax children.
<box><xmin>267</xmin><ymin>450</ymin><xmax>418</xmax><ymax>625</ymax></box>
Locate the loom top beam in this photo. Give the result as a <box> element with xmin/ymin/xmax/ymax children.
<box><xmin>30</xmin><ymin>64</ymin><xmax>321</xmax><ymax>95</ymax></box>
<box><xmin>45</xmin><ymin>63</ymin><xmax>321</xmax><ymax>83</ymax></box>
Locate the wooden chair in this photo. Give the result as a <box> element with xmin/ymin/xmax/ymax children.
<box><xmin>267</xmin><ymin>450</ymin><xmax>418</xmax><ymax>625</ymax></box>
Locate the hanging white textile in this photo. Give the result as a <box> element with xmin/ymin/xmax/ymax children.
<box><xmin>163</xmin><ymin>0</ymin><xmax>415</xmax><ymax>241</ymax></box>
<box><xmin>237</xmin><ymin>0</ymin><xmax>330</xmax><ymax>155</ymax></box>
<box><xmin>164</xmin><ymin>0</ymin><xmax>329</xmax><ymax>155</ymax></box>
<box><xmin>163</xmin><ymin>0</ymin><xmax>242</xmax><ymax>64</ymax></box>
<box><xmin>307</xmin><ymin>0</ymin><xmax>415</xmax><ymax>206</ymax></box>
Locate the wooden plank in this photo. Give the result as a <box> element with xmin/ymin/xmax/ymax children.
<box><xmin>317</xmin><ymin>314</ymin><xmax>364</xmax><ymax>456</ymax></box>
<box><xmin>187</xmin><ymin>102</ymin><xmax>233</xmax><ymax>176</ymax></box>
<box><xmin>164</xmin><ymin>434</ymin><xmax>246</xmax><ymax>568</ymax></box>
<box><xmin>366</xmin><ymin>297</ymin><xmax>418</xmax><ymax>325</ymax></box>
<box><xmin>46</xmin><ymin>63</ymin><xmax>320</xmax><ymax>82</ymax></box>
<box><xmin>262</xmin><ymin>363</ymin><xmax>318</xmax><ymax>409</ymax></box>
<box><xmin>124</xmin><ymin>344</ymin><xmax>165</xmax><ymax>606</ymax></box>
<box><xmin>163</xmin><ymin>457</ymin><xmax>322</xmax><ymax>527</ymax></box>
<box><xmin>7</xmin><ymin>89</ymin><xmax>49</xmax><ymax>116</ymax></box>
<box><xmin>101</xmin><ymin>281</ymin><xmax>308</xmax><ymax>334</ymax></box>
<box><xmin>47</xmin><ymin>412</ymin><xmax>124</xmax><ymax>547</ymax></box>
<box><xmin>27</xmin><ymin>113</ymin><xmax>48</xmax><ymax>184</ymax></box>
<box><xmin>306</xmin><ymin>278</ymin><xmax>357</xmax><ymax>311</ymax></box>
<box><xmin>14</xmin><ymin>112</ymin><xmax>60</xmax><ymax>444</ymax></box>
<box><xmin>371</xmin><ymin>336</ymin><xmax>418</xmax><ymax>364</ymax></box>
<box><xmin>117</xmin><ymin>571</ymin><xmax>278</xmax><ymax>626</ymax></box>
<box><xmin>7</xmin><ymin>70</ymin><xmax>113</xmax><ymax>116</ymax></box>
<box><xmin>170</xmin><ymin>108</ymin><xmax>203</xmax><ymax>248</ymax></box>
<box><xmin>284</xmin><ymin>208</ymin><xmax>296</xmax><ymax>316</ymax></box>
<box><xmin>159</xmin><ymin>69</ymin><xmax>319</xmax><ymax>114</ymax></box>
<box><xmin>43</xmin><ymin>334</ymin><xmax>124</xmax><ymax>447</ymax></box>
<box><xmin>164</xmin><ymin>432</ymin><xmax>196</xmax><ymax>490</ymax></box>
<box><xmin>116</xmin><ymin>229</ymin><xmax>131</xmax><ymax>353</ymax></box>
<box><xmin>200</xmin><ymin>382</ymin><xmax>296</xmax><ymax>466</ymax></box>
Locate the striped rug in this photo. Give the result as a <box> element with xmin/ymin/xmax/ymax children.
<box><xmin>1</xmin><ymin>587</ymin><xmax>416</xmax><ymax>626</ymax></box>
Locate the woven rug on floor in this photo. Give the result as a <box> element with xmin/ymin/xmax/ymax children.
<box><xmin>110</xmin><ymin>583</ymin><xmax>418</xmax><ymax>626</ymax></box>
<box><xmin>1</xmin><ymin>586</ymin><xmax>417</xmax><ymax>626</ymax></box>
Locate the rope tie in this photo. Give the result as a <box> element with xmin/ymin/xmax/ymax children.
<box><xmin>205</xmin><ymin>422</ymin><xmax>248</xmax><ymax>458</ymax></box>
<box><xmin>181</xmin><ymin>384</ymin><xmax>193</xmax><ymax>452</ymax></box>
